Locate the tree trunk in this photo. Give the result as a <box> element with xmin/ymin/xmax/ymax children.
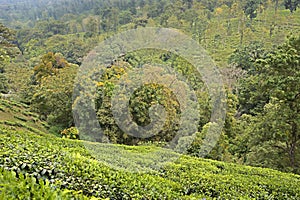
<box><xmin>275</xmin><ymin>0</ymin><xmax>279</xmax><ymax>14</ymax></box>
<box><xmin>288</xmin><ymin>122</ymin><xmax>298</xmax><ymax>172</ymax></box>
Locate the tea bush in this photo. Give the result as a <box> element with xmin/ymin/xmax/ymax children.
<box><xmin>0</xmin><ymin>168</ymin><xmax>92</xmax><ymax>200</ymax></box>
<box><xmin>0</xmin><ymin>127</ymin><xmax>299</xmax><ymax>199</ymax></box>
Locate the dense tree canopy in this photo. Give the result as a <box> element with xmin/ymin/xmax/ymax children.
<box><xmin>242</xmin><ymin>0</ymin><xmax>264</xmax><ymax>20</ymax></box>
<box><xmin>235</xmin><ymin>36</ymin><xmax>300</xmax><ymax>173</ymax></box>
<box><xmin>29</xmin><ymin>52</ymin><xmax>78</xmax><ymax>128</ymax></box>
<box><xmin>0</xmin><ymin>23</ymin><xmax>17</xmax><ymax>93</ymax></box>
<box><xmin>284</xmin><ymin>0</ymin><xmax>300</xmax><ymax>13</ymax></box>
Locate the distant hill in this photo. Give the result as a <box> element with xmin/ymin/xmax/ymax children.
<box><xmin>2</xmin><ymin>0</ymin><xmax>299</xmax><ymax>68</ymax></box>
<box><xmin>0</xmin><ymin>0</ymin><xmax>135</xmax><ymax>23</ymax></box>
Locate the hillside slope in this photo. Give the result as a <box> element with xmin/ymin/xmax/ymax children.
<box><xmin>0</xmin><ymin>99</ymin><xmax>299</xmax><ymax>199</ymax></box>
<box><xmin>0</xmin><ymin>98</ymin><xmax>49</xmax><ymax>134</ymax></box>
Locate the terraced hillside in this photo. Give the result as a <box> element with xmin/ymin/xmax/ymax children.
<box><xmin>0</xmin><ymin>99</ymin><xmax>300</xmax><ymax>199</ymax></box>
<box><xmin>0</xmin><ymin>98</ymin><xmax>49</xmax><ymax>135</ymax></box>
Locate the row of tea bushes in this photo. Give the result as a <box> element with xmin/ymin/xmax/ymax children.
<box><xmin>0</xmin><ymin>128</ymin><xmax>182</xmax><ymax>199</ymax></box>
<box><xmin>1</xmin><ymin>127</ymin><xmax>300</xmax><ymax>199</ymax></box>
<box><xmin>0</xmin><ymin>99</ymin><xmax>49</xmax><ymax>132</ymax></box>
<box><xmin>0</xmin><ymin>168</ymin><xmax>96</xmax><ymax>200</ymax></box>
<box><xmin>159</xmin><ymin>157</ymin><xmax>300</xmax><ymax>199</ymax></box>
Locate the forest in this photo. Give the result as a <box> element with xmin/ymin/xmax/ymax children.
<box><xmin>0</xmin><ymin>0</ymin><xmax>300</xmax><ymax>199</ymax></box>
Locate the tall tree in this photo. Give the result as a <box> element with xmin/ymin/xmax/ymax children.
<box><xmin>0</xmin><ymin>23</ymin><xmax>17</xmax><ymax>93</ymax></box>
<box><xmin>284</xmin><ymin>0</ymin><xmax>300</xmax><ymax>13</ymax></box>
<box><xmin>30</xmin><ymin>52</ymin><xmax>77</xmax><ymax>128</ymax></box>
<box><xmin>242</xmin><ymin>0</ymin><xmax>265</xmax><ymax>20</ymax></box>
<box><xmin>239</xmin><ymin>36</ymin><xmax>300</xmax><ymax>173</ymax></box>
<box><xmin>0</xmin><ymin>23</ymin><xmax>16</xmax><ymax>49</ymax></box>
<box><xmin>32</xmin><ymin>52</ymin><xmax>70</xmax><ymax>84</ymax></box>
<box><xmin>230</xmin><ymin>42</ymin><xmax>268</xmax><ymax>115</ymax></box>
<box><xmin>0</xmin><ymin>23</ymin><xmax>16</xmax><ymax>63</ymax></box>
<box><xmin>273</xmin><ymin>0</ymin><xmax>279</xmax><ymax>13</ymax></box>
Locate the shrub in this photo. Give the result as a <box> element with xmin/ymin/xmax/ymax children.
<box><xmin>61</xmin><ymin>127</ymin><xmax>79</xmax><ymax>139</ymax></box>
<box><xmin>0</xmin><ymin>168</ymin><xmax>91</xmax><ymax>200</ymax></box>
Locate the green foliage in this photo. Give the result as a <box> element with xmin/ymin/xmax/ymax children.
<box><xmin>128</xmin><ymin>83</ymin><xmax>181</xmax><ymax>142</ymax></box>
<box><xmin>238</xmin><ymin>74</ymin><xmax>270</xmax><ymax>115</ymax></box>
<box><xmin>229</xmin><ymin>41</ymin><xmax>267</xmax><ymax>73</ymax></box>
<box><xmin>0</xmin><ymin>73</ymin><xmax>9</xmax><ymax>93</ymax></box>
<box><xmin>284</xmin><ymin>0</ymin><xmax>300</xmax><ymax>13</ymax></box>
<box><xmin>242</xmin><ymin>0</ymin><xmax>266</xmax><ymax>20</ymax></box>
<box><xmin>0</xmin><ymin>127</ymin><xmax>300</xmax><ymax>199</ymax></box>
<box><xmin>32</xmin><ymin>52</ymin><xmax>70</xmax><ymax>84</ymax></box>
<box><xmin>92</xmin><ymin>50</ymin><xmax>209</xmax><ymax>145</ymax></box>
<box><xmin>30</xmin><ymin>53</ymin><xmax>78</xmax><ymax>128</ymax></box>
<box><xmin>3</xmin><ymin>0</ymin><xmax>300</xmax><ymax>70</ymax></box>
<box><xmin>44</xmin><ymin>35</ymin><xmax>93</xmax><ymax>65</ymax></box>
<box><xmin>0</xmin><ymin>23</ymin><xmax>19</xmax><ymax>94</ymax></box>
<box><xmin>231</xmin><ymin>42</ymin><xmax>269</xmax><ymax>115</ymax></box>
<box><xmin>0</xmin><ymin>23</ymin><xmax>16</xmax><ymax>49</ymax></box>
<box><xmin>61</xmin><ymin>127</ymin><xmax>79</xmax><ymax>140</ymax></box>
<box><xmin>1</xmin><ymin>0</ymin><xmax>300</xmax><ymax>190</ymax></box>
<box><xmin>0</xmin><ymin>98</ymin><xmax>50</xmax><ymax>134</ymax></box>
<box><xmin>235</xmin><ymin>35</ymin><xmax>300</xmax><ymax>173</ymax></box>
<box><xmin>0</xmin><ymin>169</ymin><xmax>91</xmax><ymax>200</ymax></box>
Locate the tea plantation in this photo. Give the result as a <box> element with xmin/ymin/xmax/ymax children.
<box><xmin>0</xmin><ymin>98</ymin><xmax>300</xmax><ymax>199</ymax></box>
